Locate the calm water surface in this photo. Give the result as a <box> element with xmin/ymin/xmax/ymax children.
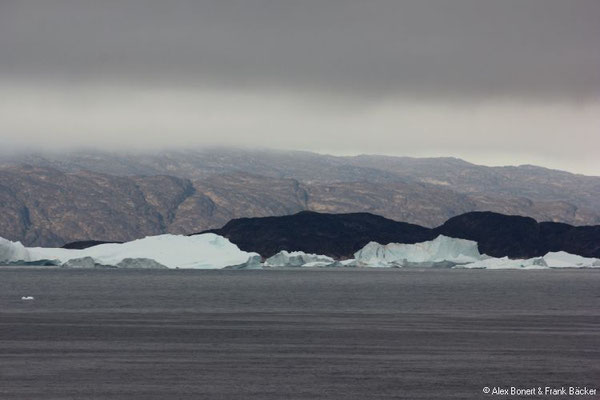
<box><xmin>0</xmin><ymin>268</ymin><xmax>598</xmax><ymax>399</ymax></box>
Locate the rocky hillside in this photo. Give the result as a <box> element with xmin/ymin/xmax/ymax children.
<box><xmin>1</xmin><ymin>149</ymin><xmax>599</xmax><ymax>246</ymax></box>
<box><xmin>5</xmin><ymin>149</ymin><xmax>600</xmax><ymax>213</ymax></box>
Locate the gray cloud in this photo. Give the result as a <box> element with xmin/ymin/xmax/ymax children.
<box><xmin>1</xmin><ymin>0</ymin><xmax>599</xmax><ymax>100</ymax></box>
<box><xmin>0</xmin><ymin>0</ymin><xmax>599</xmax><ymax>175</ymax></box>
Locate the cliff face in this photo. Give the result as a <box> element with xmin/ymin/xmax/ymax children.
<box><xmin>1</xmin><ymin>150</ymin><xmax>599</xmax><ymax>247</ymax></box>
<box><xmin>0</xmin><ymin>166</ymin><xmax>188</xmax><ymax>246</ymax></box>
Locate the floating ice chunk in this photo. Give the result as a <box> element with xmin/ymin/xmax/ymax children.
<box><xmin>116</xmin><ymin>258</ymin><xmax>169</xmax><ymax>269</ymax></box>
<box><xmin>62</xmin><ymin>257</ymin><xmax>101</xmax><ymax>269</ymax></box>
<box><xmin>1</xmin><ymin>234</ymin><xmax>259</xmax><ymax>269</ymax></box>
<box><xmin>224</xmin><ymin>254</ymin><xmax>263</xmax><ymax>269</ymax></box>
<box><xmin>458</xmin><ymin>252</ymin><xmax>600</xmax><ymax>269</ymax></box>
<box><xmin>264</xmin><ymin>250</ymin><xmax>334</xmax><ymax>267</ymax></box>
<box><xmin>302</xmin><ymin>261</ymin><xmax>334</xmax><ymax>267</ymax></box>
<box><xmin>339</xmin><ymin>259</ymin><xmax>356</xmax><ymax>266</ymax></box>
<box><xmin>458</xmin><ymin>257</ymin><xmax>548</xmax><ymax>269</ymax></box>
<box><xmin>354</xmin><ymin>235</ymin><xmax>485</xmax><ymax>268</ymax></box>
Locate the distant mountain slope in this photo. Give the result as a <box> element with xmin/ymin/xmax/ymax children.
<box><xmin>5</xmin><ymin>148</ymin><xmax>599</xmax><ymax>200</ymax></box>
<box><xmin>203</xmin><ymin>211</ymin><xmax>600</xmax><ymax>259</ymax></box>
<box><xmin>1</xmin><ymin>149</ymin><xmax>599</xmax><ymax>246</ymax></box>
<box><xmin>0</xmin><ymin>165</ymin><xmax>192</xmax><ymax>246</ymax></box>
<box><xmin>0</xmin><ymin>166</ymin><xmax>315</xmax><ymax>246</ymax></box>
<box><xmin>344</xmin><ymin>155</ymin><xmax>600</xmax><ymax>214</ymax></box>
<box><xmin>4</xmin><ymin>148</ymin><xmax>599</xmax><ymax>213</ymax></box>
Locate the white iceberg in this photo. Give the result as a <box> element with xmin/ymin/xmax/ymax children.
<box><xmin>264</xmin><ymin>250</ymin><xmax>335</xmax><ymax>267</ymax></box>
<box><xmin>0</xmin><ymin>234</ymin><xmax>259</xmax><ymax>269</ymax></box>
<box><xmin>354</xmin><ymin>235</ymin><xmax>485</xmax><ymax>267</ymax></box>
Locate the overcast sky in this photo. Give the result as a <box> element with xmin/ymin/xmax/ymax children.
<box><xmin>1</xmin><ymin>0</ymin><xmax>599</xmax><ymax>174</ymax></box>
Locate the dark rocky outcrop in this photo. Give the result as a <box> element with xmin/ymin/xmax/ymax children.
<box><xmin>62</xmin><ymin>240</ymin><xmax>124</xmax><ymax>249</ymax></box>
<box><xmin>201</xmin><ymin>211</ymin><xmax>432</xmax><ymax>259</ymax></box>
<box><xmin>202</xmin><ymin>211</ymin><xmax>600</xmax><ymax>259</ymax></box>
<box><xmin>434</xmin><ymin>211</ymin><xmax>600</xmax><ymax>258</ymax></box>
<box><xmin>433</xmin><ymin>212</ymin><xmax>543</xmax><ymax>258</ymax></box>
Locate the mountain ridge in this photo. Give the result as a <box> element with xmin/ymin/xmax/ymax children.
<box><xmin>1</xmin><ymin>149</ymin><xmax>599</xmax><ymax>246</ymax></box>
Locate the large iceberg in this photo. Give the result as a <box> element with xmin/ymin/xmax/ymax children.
<box><xmin>353</xmin><ymin>235</ymin><xmax>485</xmax><ymax>267</ymax></box>
<box><xmin>264</xmin><ymin>250</ymin><xmax>335</xmax><ymax>267</ymax></box>
<box><xmin>0</xmin><ymin>234</ymin><xmax>259</xmax><ymax>269</ymax></box>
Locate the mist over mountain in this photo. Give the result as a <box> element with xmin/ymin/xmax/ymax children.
<box><xmin>1</xmin><ymin>148</ymin><xmax>599</xmax><ymax>247</ymax></box>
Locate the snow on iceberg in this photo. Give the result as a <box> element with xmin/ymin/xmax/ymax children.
<box><xmin>354</xmin><ymin>235</ymin><xmax>485</xmax><ymax>267</ymax></box>
<box><xmin>264</xmin><ymin>250</ymin><xmax>335</xmax><ymax>267</ymax></box>
<box><xmin>0</xmin><ymin>234</ymin><xmax>259</xmax><ymax>269</ymax></box>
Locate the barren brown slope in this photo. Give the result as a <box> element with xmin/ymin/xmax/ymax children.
<box><xmin>5</xmin><ymin>149</ymin><xmax>599</xmax><ymax>219</ymax></box>
<box><xmin>0</xmin><ymin>166</ymin><xmax>191</xmax><ymax>246</ymax></box>
<box><xmin>2</xmin><ymin>163</ymin><xmax>600</xmax><ymax>247</ymax></box>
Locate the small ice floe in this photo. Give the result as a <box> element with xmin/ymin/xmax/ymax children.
<box><xmin>21</xmin><ymin>296</ymin><xmax>35</xmax><ymax>301</ymax></box>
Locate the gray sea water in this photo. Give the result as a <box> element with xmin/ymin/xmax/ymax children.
<box><xmin>0</xmin><ymin>268</ymin><xmax>598</xmax><ymax>399</ymax></box>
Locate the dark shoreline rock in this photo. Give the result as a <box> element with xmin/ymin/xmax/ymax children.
<box><xmin>199</xmin><ymin>211</ymin><xmax>600</xmax><ymax>259</ymax></box>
